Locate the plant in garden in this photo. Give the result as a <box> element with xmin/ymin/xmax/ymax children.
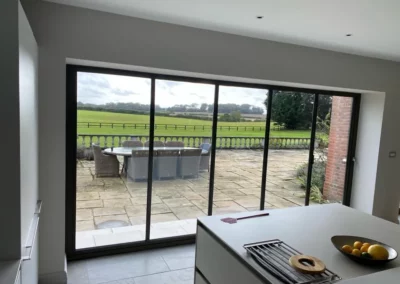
<box><xmin>296</xmin><ymin>111</ymin><xmax>332</xmax><ymax>203</ymax></box>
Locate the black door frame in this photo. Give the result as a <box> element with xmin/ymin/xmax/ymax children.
<box><xmin>66</xmin><ymin>64</ymin><xmax>361</xmax><ymax>260</ymax></box>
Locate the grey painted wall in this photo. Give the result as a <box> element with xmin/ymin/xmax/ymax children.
<box><xmin>21</xmin><ymin>0</ymin><xmax>400</xmax><ymax>279</ymax></box>
<box><xmin>19</xmin><ymin>2</ymin><xmax>39</xmax><ymax>283</ymax></box>
<box><xmin>0</xmin><ymin>0</ymin><xmax>21</xmax><ymax>261</ymax></box>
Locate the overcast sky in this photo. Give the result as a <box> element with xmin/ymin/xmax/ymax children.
<box><xmin>77</xmin><ymin>72</ymin><xmax>268</xmax><ymax>111</ymax></box>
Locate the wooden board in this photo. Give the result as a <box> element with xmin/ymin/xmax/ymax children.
<box><xmin>289</xmin><ymin>255</ymin><xmax>326</xmax><ymax>274</ymax></box>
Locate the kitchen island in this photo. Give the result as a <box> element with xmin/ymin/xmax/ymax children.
<box><xmin>195</xmin><ymin>204</ymin><xmax>400</xmax><ymax>284</ymax></box>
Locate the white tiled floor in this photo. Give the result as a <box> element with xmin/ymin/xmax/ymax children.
<box><xmin>67</xmin><ymin>245</ymin><xmax>196</xmax><ymax>284</ymax></box>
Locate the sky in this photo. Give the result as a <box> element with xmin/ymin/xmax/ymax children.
<box><xmin>77</xmin><ymin>72</ymin><xmax>268</xmax><ymax>111</ymax></box>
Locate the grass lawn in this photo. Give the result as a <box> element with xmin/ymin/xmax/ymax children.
<box><xmin>77</xmin><ymin>110</ymin><xmax>311</xmax><ymax>138</ymax></box>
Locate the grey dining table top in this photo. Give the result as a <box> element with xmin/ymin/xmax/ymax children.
<box><xmin>103</xmin><ymin>146</ymin><xmax>207</xmax><ymax>156</ymax></box>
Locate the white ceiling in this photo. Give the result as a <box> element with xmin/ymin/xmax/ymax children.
<box><xmin>45</xmin><ymin>0</ymin><xmax>400</xmax><ymax>62</ymax></box>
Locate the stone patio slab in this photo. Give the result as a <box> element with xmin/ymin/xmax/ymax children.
<box><xmin>76</xmin><ymin>209</ymin><xmax>93</xmax><ymax>221</ymax></box>
<box><xmin>93</xmin><ymin>207</ymin><xmax>126</xmax><ymax>217</ymax></box>
<box><xmin>77</xmin><ymin>192</ymin><xmax>100</xmax><ymax>201</ymax></box>
<box><xmin>99</xmin><ymin>192</ymin><xmax>131</xmax><ymax>199</ymax></box>
<box><xmin>77</xmin><ymin>200</ymin><xmax>103</xmax><ymax>209</ymax></box>
<box><xmin>94</xmin><ymin>215</ymin><xmax>130</xmax><ymax>227</ymax></box>
<box><xmin>162</xmin><ymin>198</ymin><xmax>193</xmax><ymax>208</ymax></box>
<box><xmin>103</xmin><ymin>199</ymin><xmax>132</xmax><ymax>207</ymax></box>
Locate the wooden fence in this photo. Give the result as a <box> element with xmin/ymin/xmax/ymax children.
<box><xmin>77</xmin><ymin>134</ymin><xmax>312</xmax><ymax>149</ymax></box>
<box><xmin>77</xmin><ymin>122</ymin><xmax>284</xmax><ymax>132</ymax></box>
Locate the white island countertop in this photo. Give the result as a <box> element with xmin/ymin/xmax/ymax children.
<box><xmin>197</xmin><ymin>204</ymin><xmax>400</xmax><ymax>283</ymax></box>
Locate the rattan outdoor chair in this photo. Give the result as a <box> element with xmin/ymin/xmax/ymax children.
<box><xmin>127</xmin><ymin>150</ymin><xmax>150</xmax><ymax>181</ymax></box>
<box><xmin>92</xmin><ymin>144</ymin><xmax>120</xmax><ymax>177</ymax></box>
<box><xmin>199</xmin><ymin>143</ymin><xmax>212</xmax><ymax>172</ymax></box>
<box><xmin>165</xmin><ymin>141</ymin><xmax>184</xmax><ymax>148</ymax></box>
<box><xmin>122</xmin><ymin>140</ymin><xmax>143</xmax><ymax>147</ymax></box>
<box><xmin>179</xmin><ymin>148</ymin><xmax>202</xmax><ymax>178</ymax></box>
<box><xmin>156</xmin><ymin>150</ymin><xmax>179</xmax><ymax>179</ymax></box>
<box><xmin>144</xmin><ymin>140</ymin><xmax>165</xmax><ymax>147</ymax></box>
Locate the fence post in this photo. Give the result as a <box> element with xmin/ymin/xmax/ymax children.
<box><xmin>100</xmin><ymin>123</ymin><xmax>102</xmax><ymax>128</ymax></box>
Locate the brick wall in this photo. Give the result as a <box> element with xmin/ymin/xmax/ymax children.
<box><xmin>323</xmin><ymin>96</ymin><xmax>353</xmax><ymax>201</ymax></box>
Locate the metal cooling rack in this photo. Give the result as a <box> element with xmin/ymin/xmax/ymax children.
<box><xmin>244</xmin><ymin>239</ymin><xmax>341</xmax><ymax>284</ymax></box>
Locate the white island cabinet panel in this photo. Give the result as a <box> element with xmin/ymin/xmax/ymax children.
<box><xmin>195</xmin><ymin>226</ymin><xmax>265</xmax><ymax>284</ymax></box>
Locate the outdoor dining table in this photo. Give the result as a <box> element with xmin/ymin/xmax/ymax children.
<box><xmin>103</xmin><ymin>146</ymin><xmax>207</xmax><ymax>173</ymax></box>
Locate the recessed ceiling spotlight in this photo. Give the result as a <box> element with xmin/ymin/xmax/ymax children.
<box><xmin>257</xmin><ymin>16</ymin><xmax>264</xmax><ymax>19</ymax></box>
<box><xmin>346</xmin><ymin>34</ymin><xmax>352</xmax><ymax>37</ymax></box>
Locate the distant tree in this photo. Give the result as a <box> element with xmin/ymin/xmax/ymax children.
<box><xmin>265</xmin><ymin>92</ymin><xmax>331</xmax><ymax>130</ymax></box>
<box><xmin>230</xmin><ymin>111</ymin><xmax>242</xmax><ymax>121</ymax></box>
<box><xmin>199</xmin><ymin>103</ymin><xmax>208</xmax><ymax>112</ymax></box>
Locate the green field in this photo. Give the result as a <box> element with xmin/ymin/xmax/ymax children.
<box><xmin>77</xmin><ymin>110</ymin><xmax>311</xmax><ymax>138</ymax></box>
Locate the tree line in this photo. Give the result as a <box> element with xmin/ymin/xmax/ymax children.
<box><xmin>77</xmin><ymin>102</ymin><xmax>265</xmax><ymax>115</ymax></box>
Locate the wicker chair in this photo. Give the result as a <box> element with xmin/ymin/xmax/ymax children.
<box><xmin>92</xmin><ymin>144</ymin><xmax>119</xmax><ymax>177</ymax></box>
<box><xmin>122</xmin><ymin>140</ymin><xmax>143</xmax><ymax>147</ymax></box>
<box><xmin>199</xmin><ymin>143</ymin><xmax>212</xmax><ymax>171</ymax></box>
<box><xmin>165</xmin><ymin>141</ymin><xmax>184</xmax><ymax>148</ymax></box>
<box><xmin>179</xmin><ymin>148</ymin><xmax>202</xmax><ymax>178</ymax></box>
<box><xmin>156</xmin><ymin>150</ymin><xmax>179</xmax><ymax>179</ymax></box>
<box><xmin>127</xmin><ymin>150</ymin><xmax>150</xmax><ymax>181</ymax></box>
<box><xmin>144</xmin><ymin>140</ymin><xmax>165</xmax><ymax>147</ymax></box>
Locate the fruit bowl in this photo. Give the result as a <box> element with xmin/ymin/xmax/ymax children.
<box><xmin>331</xmin><ymin>235</ymin><xmax>397</xmax><ymax>265</ymax></box>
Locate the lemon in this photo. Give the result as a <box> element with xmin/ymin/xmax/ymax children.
<box><xmin>342</xmin><ymin>245</ymin><xmax>353</xmax><ymax>254</ymax></box>
<box><xmin>353</xmin><ymin>241</ymin><xmax>363</xmax><ymax>250</ymax></box>
<box><xmin>368</xmin><ymin>245</ymin><xmax>389</xmax><ymax>260</ymax></box>
<box><xmin>352</xmin><ymin>249</ymin><xmax>361</xmax><ymax>257</ymax></box>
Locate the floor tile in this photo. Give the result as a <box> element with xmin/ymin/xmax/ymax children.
<box><xmin>67</xmin><ymin>260</ymin><xmax>89</xmax><ymax>284</ymax></box>
<box><xmin>87</xmin><ymin>255</ymin><xmax>169</xmax><ymax>283</ymax></box>
<box><xmin>134</xmin><ymin>268</ymin><xmax>194</xmax><ymax>284</ymax></box>
<box><xmin>163</xmin><ymin>254</ymin><xmax>195</xmax><ymax>270</ymax></box>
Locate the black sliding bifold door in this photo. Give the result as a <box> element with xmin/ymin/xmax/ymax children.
<box><xmin>66</xmin><ymin>65</ymin><xmax>360</xmax><ymax>259</ymax></box>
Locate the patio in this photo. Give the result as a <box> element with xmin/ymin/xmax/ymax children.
<box><xmin>76</xmin><ymin>149</ymin><xmax>311</xmax><ymax>248</ymax></box>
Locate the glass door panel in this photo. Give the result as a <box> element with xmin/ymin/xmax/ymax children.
<box><xmin>264</xmin><ymin>91</ymin><xmax>314</xmax><ymax>208</ymax></box>
<box><xmin>312</xmin><ymin>95</ymin><xmax>354</xmax><ymax>204</ymax></box>
<box><xmin>212</xmin><ymin>86</ymin><xmax>268</xmax><ymax>215</ymax></box>
<box><xmin>150</xmin><ymin>79</ymin><xmax>215</xmax><ymax>239</ymax></box>
<box><xmin>75</xmin><ymin>72</ymin><xmax>151</xmax><ymax>249</ymax></box>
